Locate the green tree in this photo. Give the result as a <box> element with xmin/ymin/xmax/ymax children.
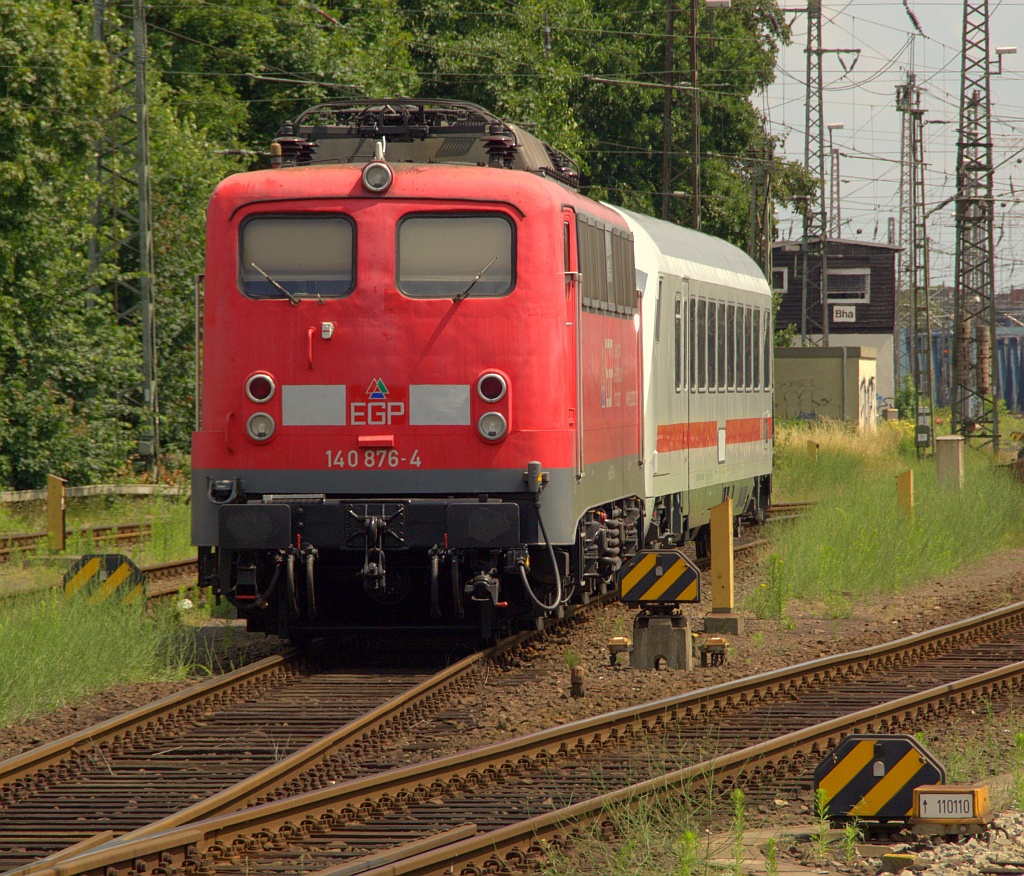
<box><xmin>0</xmin><ymin>1</ymin><xmax>140</xmax><ymax>488</ymax></box>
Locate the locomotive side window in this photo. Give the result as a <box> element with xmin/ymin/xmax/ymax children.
<box><xmin>593</xmin><ymin>225</ymin><xmax>609</xmax><ymax>305</ymax></box>
<box><xmin>577</xmin><ymin>217</ymin><xmax>635</xmax><ymax>317</ymax></box>
<box><xmin>579</xmin><ymin>221</ymin><xmax>594</xmax><ymax>306</ymax></box>
<box><xmin>239</xmin><ymin>215</ymin><xmax>355</xmax><ymax>300</ymax></box>
<box><xmin>563</xmin><ymin>220</ymin><xmax>571</xmax><ymax>276</ymax></box>
<box><xmin>604</xmin><ymin>229</ymin><xmax>616</xmax><ymax>310</ymax></box>
<box><xmin>397</xmin><ymin>213</ymin><xmax>514</xmax><ymax>298</ymax></box>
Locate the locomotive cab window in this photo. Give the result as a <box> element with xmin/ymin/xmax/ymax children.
<box><xmin>577</xmin><ymin>216</ymin><xmax>635</xmax><ymax>316</ymax></box>
<box><xmin>239</xmin><ymin>215</ymin><xmax>355</xmax><ymax>300</ymax></box>
<box><xmin>397</xmin><ymin>213</ymin><xmax>514</xmax><ymax>298</ymax></box>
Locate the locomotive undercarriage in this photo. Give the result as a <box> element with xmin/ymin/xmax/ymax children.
<box><xmin>199</xmin><ymin>496</ymin><xmax>642</xmax><ymax>643</ymax></box>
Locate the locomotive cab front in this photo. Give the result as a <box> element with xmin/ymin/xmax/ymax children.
<box><xmin>192</xmin><ymin>103</ymin><xmax>646</xmax><ymax>642</ymax></box>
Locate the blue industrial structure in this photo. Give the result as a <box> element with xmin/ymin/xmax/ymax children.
<box><xmin>900</xmin><ymin>328</ymin><xmax>1024</xmax><ymax>412</ymax></box>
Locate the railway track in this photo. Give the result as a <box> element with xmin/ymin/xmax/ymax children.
<box><xmin>0</xmin><ymin>612</ymin><xmax>597</xmax><ymax>875</ymax></box>
<box><xmin>0</xmin><ymin>650</ymin><xmax>493</xmax><ymax>873</ymax></box>
<box><xmin>0</xmin><ymin>524</ymin><xmax>152</xmax><ymax>565</ymax></box>
<box><xmin>765</xmin><ymin>501</ymin><xmax>814</xmax><ymax>522</ymax></box>
<box><xmin>11</xmin><ymin>601</ymin><xmax>1023</xmax><ymax>876</ymax></box>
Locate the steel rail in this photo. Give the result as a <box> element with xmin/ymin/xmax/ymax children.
<box><xmin>20</xmin><ymin>600</ymin><xmax>1024</xmax><ymax>876</ymax></box>
<box><xmin>0</xmin><ymin>654</ymin><xmax>295</xmax><ymax>793</ymax></box>
<box><xmin>0</xmin><ymin>524</ymin><xmax>152</xmax><ymax>564</ymax></box>
<box><xmin>0</xmin><ymin>650</ymin><xmax>492</xmax><ymax>876</ymax></box>
<box><xmin>349</xmin><ymin>658</ymin><xmax>1024</xmax><ymax>876</ymax></box>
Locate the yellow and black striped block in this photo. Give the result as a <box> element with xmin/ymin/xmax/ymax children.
<box><xmin>618</xmin><ymin>549</ymin><xmax>700</xmax><ymax>604</ymax></box>
<box><xmin>62</xmin><ymin>554</ymin><xmax>146</xmax><ymax>605</ymax></box>
<box><xmin>814</xmin><ymin>734</ymin><xmax>946</xmax><ymax>822</ymax></box>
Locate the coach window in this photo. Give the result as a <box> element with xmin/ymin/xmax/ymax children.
<box><xmin>708</xmin><ymin>300</ymin><xmax>718</xmax><ymax>391</ymax></box>
<box><xmin>689</xmin><ymin>299</ymin><xmax>697</xmax><ymax>390</ymax></box>
<box><xmin>762</xmin><ymin>310</ymin><xmax>772</xmax><ymax>390</ymax></box>
<box><xmin>712</xmin><ymin>300</ymin><xmax>721</xmax><ymax>389</ymax></box>
<box><xmin>716</xmin><ymin>302</ymin><xmax>726</xmax><ymax>390</ymax></box>
<box><xmin>397</xmin><ymin>213</ymin><xmax>514</xmax><ymax>298</ymax></box>
<box><xmin>741</xmin><ymin>307</ymin><xmax>749</xmax><ymax>391</ymax></box>
<box><xmin>753</xmin><ymin>310</ymin><xmax>762</xmax><ymax>389</ymax></box>
<box><xmin>743</xmin><ymin>307</ymin><xmax>752</xmax><ymax>390</ymax></box>
<box><xmin>696</xmin><ymin>299</ymin><xmax>707</xmax><ymax>391</ymax></box>
<box><xmin>726</xmin><ymin>304</ymin><xmax>736</xmax><ymax>390</ymax></box>
<box><xmin>239</xmin><ymin>215</ymin><xmax>355</xmax><ymax>299</ymax></box>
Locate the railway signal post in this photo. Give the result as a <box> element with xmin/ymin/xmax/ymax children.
<box><xmin>705</xmin><ymin>498</ymin><xmax>743</xmax><ymax>635</ymax></box>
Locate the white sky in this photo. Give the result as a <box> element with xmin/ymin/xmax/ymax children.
<box><xmin>760</xmin><ymin>0</ymin><xmax>1024</xmax><ymax>290</ymax></box>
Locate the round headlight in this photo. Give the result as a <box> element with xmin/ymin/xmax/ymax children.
<box><xmin>362</xmin><ymin>161</ymin><xmax>393</xmax><ymax>194</ymax></box>
<box><xmin>246</xmin><ymin>373</ymin><xmax>275</xmax><ymax>403</ymax></box>
<box><xmin>477</xmin><ymin>373</ymin><xmax>507</xmax><ymax>403</ymax></box>
<box><xmin>477</xmin><ymin>411</ymin><xmax>508</xmax><ymax>442</ymax></box>
<box><xmin>246</xmin><ymin>412</ymin><xmax>276</xmax><ymax>442</ymax></box>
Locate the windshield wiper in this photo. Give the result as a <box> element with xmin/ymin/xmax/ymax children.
<box><xmin>451</xmin><ymin>256</ymin><xmax>498</xmax><ymax>303</ymax></box>
<box><xmin>250</xmin><ymin>261</ymin><xmax>301</xmax><ymax>306</ymax></box>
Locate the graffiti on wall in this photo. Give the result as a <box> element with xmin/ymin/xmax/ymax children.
<box><xmin>778</xmin><ymin>378</ymin><xmax>833</xmax><ymax>421</ymax></box>
<box><xmin>859</xmin><ymin>375</ymin><xmax>877</xmax><ymax>429</ymax></box>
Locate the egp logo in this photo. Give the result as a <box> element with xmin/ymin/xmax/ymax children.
<box><xmin>350</xmin><ymin>379</ymin><xmax>405</xmax><ymax>425</ymax></box>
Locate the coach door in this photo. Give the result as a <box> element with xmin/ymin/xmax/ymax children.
<box><xmin>562</xmin><ymin>208</ymin><xmax>584</xmax><ymax>478</ymax></box>
<box><xmin>657</xmin><ymin>274</ymin><xmax>688</xmax><ymax>497</ymax></box>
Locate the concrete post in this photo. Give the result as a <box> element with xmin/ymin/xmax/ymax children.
<box><xmin>705</xmin><ymin>497</ymin><xmax>743</xmax><ymax>635</ymax></box>
<box><xmin>896</xmin><ymin>470</ymin><xmax>914</xmax><ymax>521</ymax></box>
<box><xmin>936</xmin><ymin>435</ymin><xmax>964</xmax><ymax>490</ymax></box>
<box><xmin>47</xmin><ymin>474</ymin><xmax>66</xmax><ymax>552</ymax></box>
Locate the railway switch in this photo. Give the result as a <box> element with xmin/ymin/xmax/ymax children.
<box><xmin>814</xmin><ymin>734</ymin><xmax>945</xmax><ymax>825</ymax></box>
<box><xmin>607</xmin><ymin>636</ymin><xmax>633</xmax><ymax>665</ymax></box>
<box><xmin>696</xmin><ymin>635</ymin><xmax>728</xmax><ymax>667</ymax></box>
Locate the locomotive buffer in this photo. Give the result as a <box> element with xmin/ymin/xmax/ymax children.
<box><xmin>618</xmin><ymin>549</ymin><xmax>700</xmax><ymax>670</ymax></box>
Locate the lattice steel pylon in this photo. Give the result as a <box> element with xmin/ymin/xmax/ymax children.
<box><xmin>897</xmin><ymin>77</ymin><xmax>936</xmax><ymax>457</ymax></box>
<box><xmin>894</xmin><ymin>72</ymin><xmax>915</xmax><ymax>388</ymax></box>
<box><xmin>951</xmin><ymin>0</ymin><xmax>998</xmax><ymax>451</ymax></box>
<box><xmin>90</xmin><ymin>0</ymin><xmax>159</xmax><ymax>472</ymax></box>
<box><xmin>800</xmin><ymin>0</ymin><xmax>828</xmax><ymax>346</ymax></box>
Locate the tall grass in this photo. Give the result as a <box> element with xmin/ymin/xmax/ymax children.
<box><xmin>0</xmin><ymin>496</ymin><xmax>192</xmax><ymax>567</ymax></box>
<box><xmin>0</xmin><ymin>591</ymin><xmax>194</xmax><ymax>727</ymax></box>
<box><xmin>750</xmin><ymin>420</ymin><xmax>1024</xmax><ymax>619</ymax></box>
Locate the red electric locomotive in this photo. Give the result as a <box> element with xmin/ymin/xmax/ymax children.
<box><xmin>192</xmin><ymin>100</ymin><xmax>772</xmax><ymax>642</ymax></box>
